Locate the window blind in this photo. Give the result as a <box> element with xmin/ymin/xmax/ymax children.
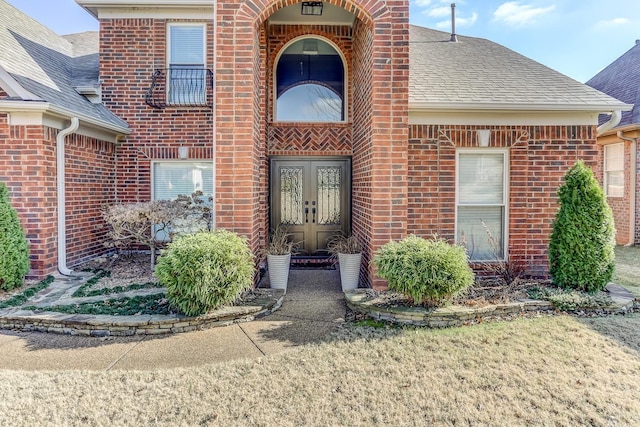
<box><xmin>169</xmin><ymin>25</ymin><xmax>204</xmax><ymax>65</ymax></box>
<box><xmin>153</xmin><ymin>162</ymin><xmax>213</xmax><ymax>201</ymax></box>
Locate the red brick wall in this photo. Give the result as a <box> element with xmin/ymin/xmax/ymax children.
<box><xmin>408</xmin><ymin>124</ymin><xmax>601</xmax><ymax>278</ymax></box>
<box><xmin>99</xmin><ymin>17</ymin><xmax>215</xmax><ymax>204</ymax></box>
<box><xmin>63</xmin><ymin>132</ymin><xmax>117</xmax><ymax>266</ymax></box>
<box><xmin>0</xmin><ymin>117</ymin><xmax>115</xmax><ymax>277</ymax></box>
<box><xmin>0</xmin><ymin>118</ymin><xmax>57</xmax><ymax>277</ymax></box>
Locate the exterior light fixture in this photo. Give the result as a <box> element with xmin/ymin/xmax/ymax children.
<box><xmin>477</xmin><ymin>129</ymin><xmax>491</xmax><ymax>147</ymax></box>
<box><xmin>178</xmin><ymin>146</ymin><xmax>189</xmax><ymax>159</ymax></box>
<box><xmin>302</xmin><ymin>39</ymin><xmax>319</xmax><ymax>55</ymax></box>
<box><xmin>301</xmin><ymin>1</ymin><xmax>323</xmax><ymax>16</ymax></box>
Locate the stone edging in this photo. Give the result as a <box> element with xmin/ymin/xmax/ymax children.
<box><xmin>0</xmin><ymin>290</ymin><xmax>285</xmax><ymax>337</ymax></box>
<box><xmin>345</xmin><ymin>288</ymin><xmax>636</xmax><ymax>328</ymax></box>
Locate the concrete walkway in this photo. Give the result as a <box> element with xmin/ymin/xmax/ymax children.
<box><xmin>0</xmin><ymin>269</ymin><xmax>346</xmax><ymax>371</ymax></box>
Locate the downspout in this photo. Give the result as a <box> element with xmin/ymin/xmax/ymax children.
<box><xmin>617</xmin><ymin>131</ymin><xmax>637</xmax><ymax>246</ymax></box>
<box><xmin>596</xmin><ymin>110</ymin><xmax>622</xmax><ymax>136</ymax></box>
<box><xmin>57</xmin><ymin>117</ymin><xmax>79</xmax><ymax>275</ymax></box>
<box><xmin>211</xmin><ymin>0</ymin><xmax>217</xmax><ymax>230</ymax></box>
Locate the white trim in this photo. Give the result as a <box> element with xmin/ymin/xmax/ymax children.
<box><xmin>409</xmin><ymin>101</ymin><xmax>633</xmax><ymax>112</ymax></box>
<box><xmin>455</xmin><ymin>148</ymin><xmax>510</xmax><ymax>262</ymax></box>
<box><xmin>604</xmin><ymin>142</ymin><xmax>624</xmax><ymax>198</ymax></box>
<box><xmin>0</xmin><ymin>66</ymin><xmax>40</xmax><ymax>100</ymax></box>
<box><xmin>409</xmin><ymin>110</ymin><xmax>600</xmax><ymax>126</ymax></box>
<box><xmin>0</xmin><ymin>100</ymin><xmax>130</xmax><ymax>136</ymax></box>
<box><xmin>77</xmin><ymin>0</ymin><xmax>212</xmax><ymax>18</ymax></box>
<box><xmin>150</xmin><ymin>160</ymin><xmax>215</xmax><ymax>200</ymax></box>
<box><xmin>95</xmin><ymin>8</ymin><xmax>212</xmax><ymax>19</ymax></box>
<box><xmin>166</xmin><ymin>22</ymin><xmax>207</xmax><ymax>106</ymax></box>
<box><xmin>272</xmin><ymin>35</ymin><xmax>349</xmax><ymax>123</ymax></box>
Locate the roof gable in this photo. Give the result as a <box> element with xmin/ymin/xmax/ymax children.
<box><xmin>0</xmin><ymin>1</ymin><xmax>127</xmax><ymax>131</ymax></box>
<box><xmin>409</xmin><ymin>25</ymin><xmax>629</xmax><ymax>112</ymax></box>
<box><xmin>586</xmin><ymin>41</ymin><xmax>640</xmax><ymax>127</ymax></box>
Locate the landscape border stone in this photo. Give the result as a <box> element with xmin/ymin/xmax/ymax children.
<box><xmin>345</xmin><ymin>284</ymin><xmax>636</xmax><ymax>327</ymax></box>
<box><xmin>0</xmin><ymin>289</ymin><xmax>285</xmax><ymax>336</ymax></box>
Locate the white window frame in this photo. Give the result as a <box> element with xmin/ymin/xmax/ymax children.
<box><xmin>604</xmin><ymin>143</ymin><xmax>624</xmax><ymax>197</ymax></box>
<box><xmin>166</xmin><ymin>23</ymin><xmax>207</xmax><ymax>106</ymax></box>
<box><xmin>273</xmin><ymin>35</ymin><xmax>349</xmax><ymax>123</ymax></box>
<box><xmin>151</xmin><ymin>160</ymin><xmax>214</xmax><ymax>240</ymax></box>
<box><xmin>455</xmin><ymin>148</ymin><xmax>509</xmax><ymax>262</ymax></box>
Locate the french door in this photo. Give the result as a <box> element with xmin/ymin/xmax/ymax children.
<box><xmin>270</xmin><ymin>158</ymin><xmax>351</xmax><ymax>255</ymax></box>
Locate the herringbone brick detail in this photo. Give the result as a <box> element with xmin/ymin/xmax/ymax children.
<box><xmin>267</xmin><ymin>124</ymin><xmax>352</xmax><ymax>155</ymax></box>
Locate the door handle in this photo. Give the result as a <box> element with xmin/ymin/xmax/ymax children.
<box><xmin>312</xmin><ymin>207</ymin><xmax>316</xmax><ymax>224</ymax></box>
<box><xmin>305</xmin><ymin>201</ymin><xmax>309</xmax><ymax>223</ymax></box>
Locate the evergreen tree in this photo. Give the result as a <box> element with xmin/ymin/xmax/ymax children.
<box><xmin>0</xmin><ymin>182</ymin><xmax>29</xmax><ymax>290</ymax></box>
<box><xmin>548</xmin><ymin>161</ymin><xmax>615</xmax><ymax>292</ymax></box>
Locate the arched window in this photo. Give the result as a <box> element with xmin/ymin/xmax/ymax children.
<box><xmin>275</xmin><ymin>37</ymin><xmax>345</xmax><ymax>122</ymax></box>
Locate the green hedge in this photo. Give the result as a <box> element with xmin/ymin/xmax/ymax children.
<box><xmin>0</xmin><ymin>182</ymin><xmax>29</xmax><ymax>291</ymax></box>
<box><xmin>373</xmin><ymin>235</ymin><xmax>474</xmax><ymax>306</ymax></box>
<box><xmin>548</xmin><ymin>161</ymin><xmax>615</xmax><ymax>292</ymax></box>
<box><xmin>155</xmin><ymin>230</ymin><xmax>254</xmax><ymax>316</ymax></box>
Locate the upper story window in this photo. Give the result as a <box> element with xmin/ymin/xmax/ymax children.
<box><xmin>275</xmin><ymin>37</ymin><xmax>345</xmax><ymax>122</ymax></box>
<box><xmin>604</xmin><ymin>143</ymin><xmax>624</xmax><ymax>197</ymax></box>
<box><xmin>167</xmin><ymin>23</ymin><xmax>206</xmax><ymax>105</ymax></box>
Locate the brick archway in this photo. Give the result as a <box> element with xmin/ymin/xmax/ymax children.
<box><xmin>216</xmin><ymin>0</ymin><xmax>410</xmax><ymax>289</ymax></box>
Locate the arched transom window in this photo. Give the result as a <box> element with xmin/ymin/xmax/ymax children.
<box><xmin>275</xmin><ymin>37</ymin><xmax>345</xmax><ymax>122</ymax></box>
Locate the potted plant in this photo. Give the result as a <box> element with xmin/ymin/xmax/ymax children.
<box><xmin>261</xmin><ymin>226</ymin><xmax>298</xmax><ymax>293</ymax></box>
<box><xmin>328</xmin><ymin>233</ymin><xmax>363</xmax><ymax>292</ymax></box>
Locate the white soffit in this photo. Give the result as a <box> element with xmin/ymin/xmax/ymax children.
<box><xmin>268</xmin><ymin>3</ymin><xmax>356</xmax><ymax>26</ymax></box>
<box><xmin>408</xmin><ymin>110</ymin><xmax>599</xmax><ymax>126</ymax></box>
<box><xmin>77</xmin><ymin>1</ymin><xmax>212</xmax><ymax>18</ymax></box>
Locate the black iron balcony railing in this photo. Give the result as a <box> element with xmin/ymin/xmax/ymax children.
<box><xmin>145</xmin><ymin>68</ymin><xmax>214</xmax><ymax>109</ymax></box>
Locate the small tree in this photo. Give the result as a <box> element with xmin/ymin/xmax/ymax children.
<box><xmin>103</xmin><ymin>200</ymin><xmax>184</xmax><ymax>270</ymax></box>
<box><xmin>548</xmin><ymin>161</ymin><xmax>616</xmax><ymax>292</ymax></box>
<box><xmin>0</xmin><ymin>182</ymin><xmax>30</xmax><ymax>290</ymax></box>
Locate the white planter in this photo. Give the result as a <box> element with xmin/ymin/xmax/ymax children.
<box><xmin>267</xmin><ymin>253</ymin><xmax>291</xmax><ymax>292</ymax></box>
<box><xmin>338</xmin><ymin>252</ymin><xmax>362</xmax><ymax>291</ymax></box>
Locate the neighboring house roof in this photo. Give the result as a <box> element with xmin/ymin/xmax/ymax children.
<box><xmin>586</xmin><ymin>40</ymin><xmax>640</xmax><ymax>128</ymax></box>
<box><xmin>0</xmin><ymin>1</ymin><xmax>128</xmax><ymax>132</ymax></box>
<box><xmin>409</xmin><ymin>25</ymin><xmax>629</xmax><ymax>113</ymax></box>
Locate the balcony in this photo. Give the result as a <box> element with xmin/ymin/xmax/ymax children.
<box><xmin>145</xmin><ymin>68</ymin><xmax>214</xmax><ymax>109</ymax></box>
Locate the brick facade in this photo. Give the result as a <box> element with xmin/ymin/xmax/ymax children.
<box><xmin>0</xmin><ymin>115</ymin><xmax>116</xmax><ymax>277</ymax></box>
<box><xmin>3</xmin><ymin>0</ymin><xmax>616</xmax><ymax>286</ymax></box>
<box><xmin>408</xmin><ymin>124</ymin><xmax>602</xmax><ymax>278</ymax></box>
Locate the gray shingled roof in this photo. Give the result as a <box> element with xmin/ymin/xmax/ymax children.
<box><xmin>409</xmin><ymin>25</ymin><xmax>629</xmax><ymax>111</ymax></box>
<box><xmin>0</xmin><ymin>1</ymin><xmax>128</xmax><ymax>131</ymax></box>
<box><xmin>586</xmin><ymin>41</ymin><xmax>640</xmax><ymax>127</ymax></box>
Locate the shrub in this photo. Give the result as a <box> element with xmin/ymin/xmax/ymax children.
<box><xmin>0</xmin><ymin>182</ymin><xmax>30</xmax><ymax>291</ymax></box>
<box><xmin>373</xmin><ymin>235</ymin><xmax>474</xmax><ymax>306</ymax></box>
<box><xmin>548</xmin><ymin>161</ymin><xmax>616</xmax><ymax>292</ymax></box>
<box><xmin>155</xmin><ymin>230</ymin><xmax>254</xmax><ymax>316</ymax></box>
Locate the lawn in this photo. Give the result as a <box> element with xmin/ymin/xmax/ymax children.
<box><xmin>614</xmin><ymin>245</ymin><xmax>640</xmax><ymax>297</ymax></box>
<box><xmin>0</xmin><ymin>314</ymin><xmax>639</xmax><ymax>426</ymax></box>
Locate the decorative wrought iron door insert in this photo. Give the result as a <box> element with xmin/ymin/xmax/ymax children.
<box><xmin>271</xmin><ymin>158</ymin><xmax>351</xmax><ymax>255</ymax></box>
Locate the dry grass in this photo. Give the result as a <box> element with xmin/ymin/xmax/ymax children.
<box><xmin>1</xmin><ymin>315</ymin><xmax>639</xmax><ymax>426</ymax></box>
<box><xmin>614</xmin><ymin>245</ymin><xmax>640</xmax><ymax>297</ymax></box>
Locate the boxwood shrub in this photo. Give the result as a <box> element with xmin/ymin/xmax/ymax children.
<box><xmin>155</xmin><ymin>230</ymin><xmax>254</xmax><ymax>316</ymax></box>
<box><xmin>373</xmin><ymin>235</ymin><xmax>474</xmax><ymax>306</ymax></box>
<box><xmin>0</xmin><ymin>182</ymin><xmax>29</xmax><ymax>291</ymax></box>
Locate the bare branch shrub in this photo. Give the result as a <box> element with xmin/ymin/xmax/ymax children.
<box><xmin>103</xmin><ymin>200</ymin><xmax>182</xmax><ymax>270</ymax></box>
<box><xmin>480</xmin><ymin>220</ymin><xmax>527</xmax><ymax>285</ymax></box>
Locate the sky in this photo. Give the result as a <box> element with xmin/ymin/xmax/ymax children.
<box><xmin>5</xmin><ymin>0</ymin><xmax>640</xmax><ymax>83</ymax></box>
